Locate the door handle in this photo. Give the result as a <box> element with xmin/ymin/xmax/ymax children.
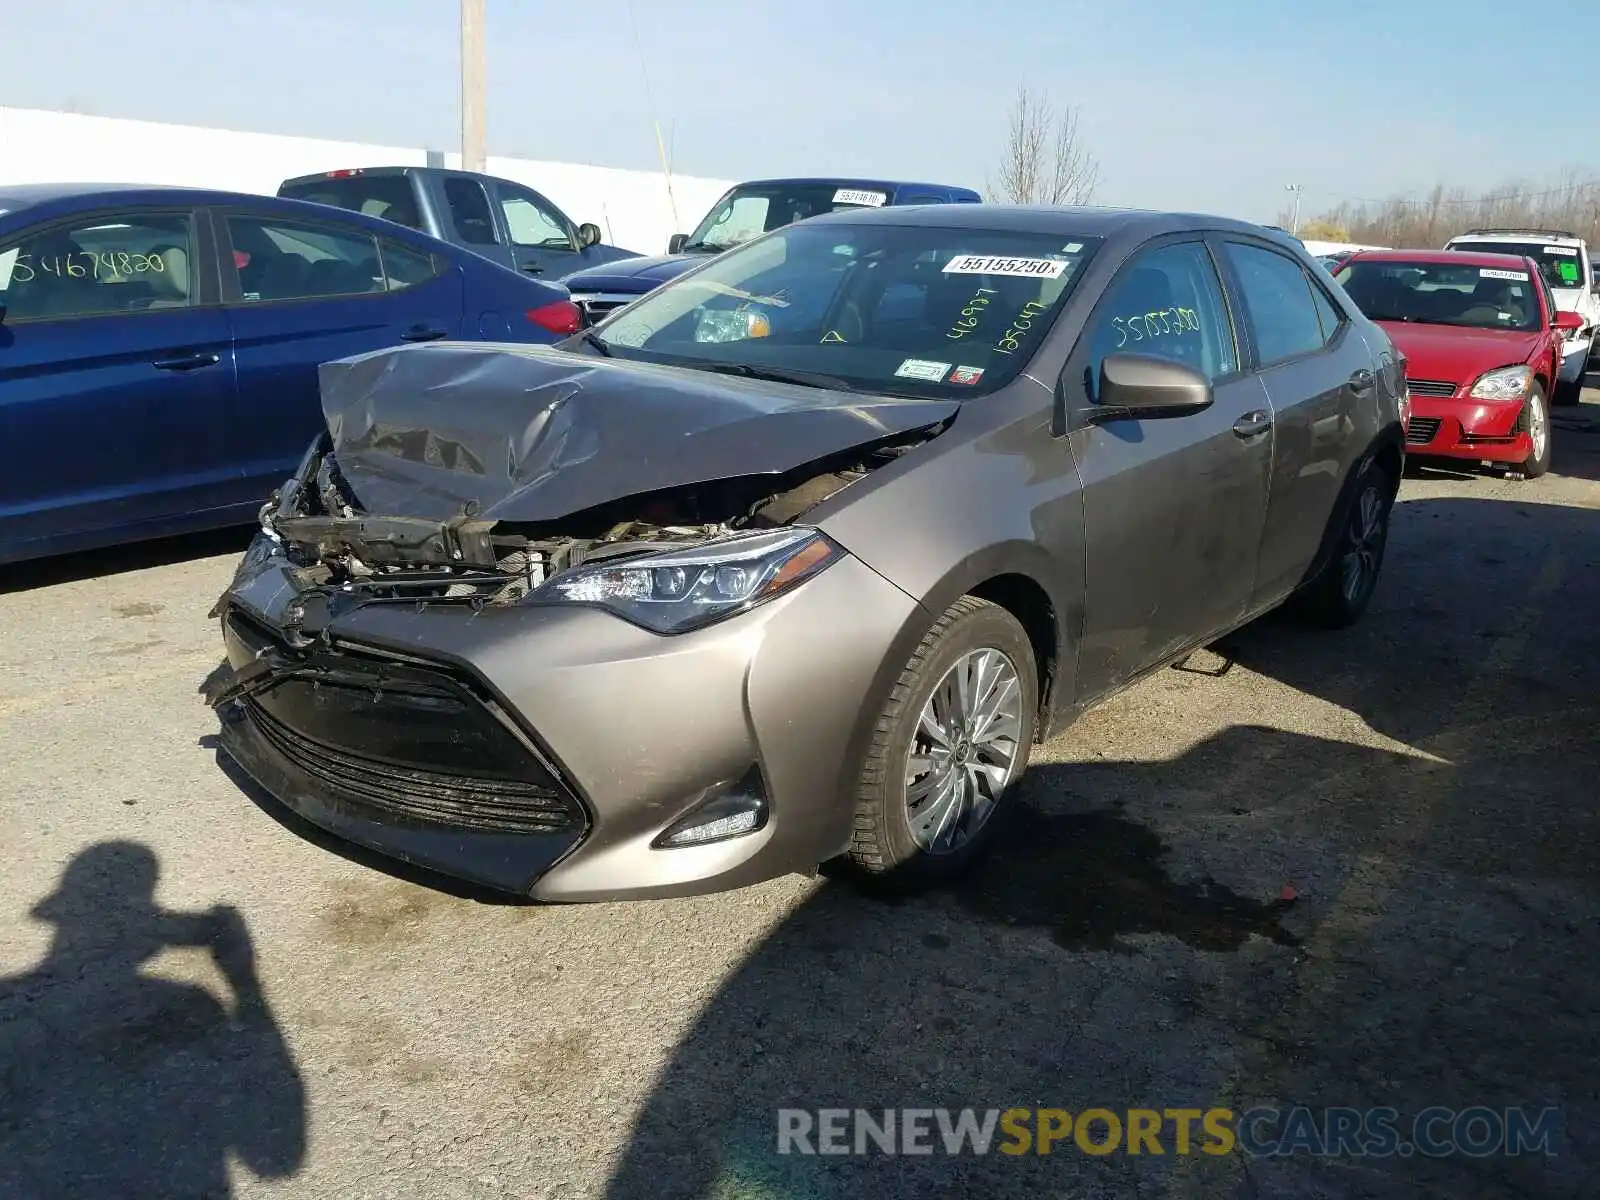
<box><xmin>521</xmin><ymin>264</ymin><xmax>545</xmax><ymax>275</ymax></box>
<box><xmin>399</xmin><ymin>325</ymin><xmax>448</xmax><ymax>342</ymax></box>
<box><xmin>1349</xmin><ymin>368</ymin><xmax>1376</xmax><ymax>394</ymax></box>
<box><xmin>151</xmin><ymin>351</ymin><xmax>220</xmax><ymax>372</ymax></box>
<box><xmin>1232</xmin><ymin>409</ymin><xmax>1273</xmax><ymax>439</ymax></box>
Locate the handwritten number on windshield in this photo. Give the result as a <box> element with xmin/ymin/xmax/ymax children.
<box><xmin>946</xmin><ymin>287</ymin><xmax>998</xmax><ymax>339</ymax></box>
<box><xmin>993</xmin><ymin>300</ymin><xmax>1050</xmax><ymax>355</ymax></box>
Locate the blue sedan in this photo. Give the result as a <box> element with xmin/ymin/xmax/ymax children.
<box><xmin>0</xmin><ymin>184</ymin><xmax>584</xmax><ymax>566</ymax></box>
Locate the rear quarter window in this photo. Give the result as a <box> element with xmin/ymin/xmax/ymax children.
<box><xmin>280</xmin><ymin>176</ymin><xmax>424</xmax><ymax>231</ymax></box>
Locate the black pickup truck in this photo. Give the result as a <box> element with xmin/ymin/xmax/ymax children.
<box><xmin>278</xmin><ymin>166</ymin><xmax>640</xmax><ymax>280</ymax></box>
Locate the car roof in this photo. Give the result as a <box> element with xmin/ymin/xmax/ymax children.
<box><xmin>1448</xmin><ymin>229</ymin><xmax>1582</xmax><ymax>243</ymax></box>
<box><xmin>0</xmin><ymin>182</ymin><xmax>232</xmax><ymax>211</ymax></box>
<box><xmin>1347</xmin><ymin>248</ymin><xmax>1540</xmax><ymax>270</ymax></box>
<box><xmin>0</xmin><ymin>182</ymin><xmax>457</xmax><ymax>244</ymax></box>
<box><xmin>729</xmin><ymin>177</ymin><xmax>970</xmax><ymax>191</ymax></box>
<box><xmin>797</xmin><ymin>203</ymin><xmax>1278</xmax><ymax>241</ymax></box>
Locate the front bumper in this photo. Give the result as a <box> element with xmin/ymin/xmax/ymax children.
<box><xmin>1559</xmin><ymin>333</ymin><xmax>1593</xmax><ymax>382</ymax></box>
<box><xmin>1403</xmin><ymin>394</ymin><xmax>1531</xmax><ymax>464</ymax></box>
<box><xmin>211</xmin><ymin>536</ymin><xmax>922</xmax><ymax>901</ymax></box>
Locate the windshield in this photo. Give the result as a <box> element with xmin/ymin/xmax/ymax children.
<box><xmin>1335</xmin><ymin>260</ymin><xmax>1543</xmax><ymax>332</ymax></box>
<box><xmin>681</xmin><ymin>183</ymin><xmax>897</xmax><ymax>253</ymax></box>
<box><xmin>589</xmin><ymin>221</ymin><xmax>1100</xmax><ymax>396</ymax></box>
<box><xmin>1447</xmin><ymin>240</ymin><xmax>1585</xmax><ymax>291</ymax></box>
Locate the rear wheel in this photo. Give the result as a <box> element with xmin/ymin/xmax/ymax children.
<box><xmin>1519</xmin><ymin>382</ymin><xmax>1552</xmax><ymax>478</ymax></box>
<box><xmin>844</xmin><ymin>597</ymin><xmax>1037</xmax><ymax>890</ymax></box>
<box><xmin>1301</xmin><ymin>455</ymin><xmax>1396</xmax><ymax>629</ymax></box>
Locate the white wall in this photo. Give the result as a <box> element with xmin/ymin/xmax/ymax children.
<box><xmin>0</xmin><ymin>107</ymin><xmax>734</xmax><ymax>257</ymax></box>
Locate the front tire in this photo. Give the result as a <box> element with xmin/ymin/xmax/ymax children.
<box><xmin>844</xmin><ymin>597</ymin><xmax>1037</xmax><ymax>890</ymax></box>
<box><xmin>1519</xmin><ymin>382</ymin><xmax>1552</xmax><ymax>477</ymax></box>
<box><xmin>1301</xmin><ymin>455</ymin><xmax>1396</xmax><ymax>629</ymax></box>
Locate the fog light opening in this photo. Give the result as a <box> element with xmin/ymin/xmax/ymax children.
<box><xmin>653</xmin><ymin>768</ymin><xmax>768</xmax><ymax>849</ymax></box>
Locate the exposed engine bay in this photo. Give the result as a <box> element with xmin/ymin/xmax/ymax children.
<box><xmin>249</xmin><ymin>424</ymin><xmax>943</xmax><ymax>632</ymax></box>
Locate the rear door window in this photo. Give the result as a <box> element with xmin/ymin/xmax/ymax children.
<box><xmin>1309</xmin><ymin>280</ymin><xmax>1345</xmax><ymax>343</ymax></box>
<box><xmin>441</xmin><ymin>178</ymin><xmax>500</xmax><ymax>246</ymax></box>
<box><xmin>226</xmin><ymin>215</ymin><xmax>384</xmax><ymax>302</ymax></box>
<box><xmin>278</xmin><ymin>175</ymin><xmax>423</xmax><ymax>231</ymax></box>
<box><xmin>0</xmin><ymin>211</ymin><xmax>197</xmax><ymax>321</ymax></box>
<box><xmin>1223</xmin><ymin>242</ymin><xmax>1326</xmax><ymax>365</ymax></box>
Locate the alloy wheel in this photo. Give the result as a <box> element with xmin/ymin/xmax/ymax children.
<box><xmin>1340</xmin><ymin>482</ymin><xmax>1388</xmax><ymax>607</ymax></box>
<box><xmin>904</xmin><ymin>648</ymin><xmax>1024</xmax><ymax>855</ymax></box>
<box><xmin>1528</xmin><ymin>391</ymin><xmax>1549</xmax><ymax>465</ymax></box>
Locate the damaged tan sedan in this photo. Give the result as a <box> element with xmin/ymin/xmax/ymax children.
<box><xmin>207</xmin><ymin>205</ymin><xmax>1406</xmax><ymax>901</ymax></box>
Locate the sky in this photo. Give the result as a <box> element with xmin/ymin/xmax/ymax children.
<box><xmin>2</xmin><ymin>0</ymin><xmax>1594</xmax><ymax>223</ymax></box>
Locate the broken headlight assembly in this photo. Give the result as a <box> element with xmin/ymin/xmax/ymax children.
<box><xmin>527</xmin><ymin>527</ymin><xmax>843</xmax><ymax>634</ymax></box>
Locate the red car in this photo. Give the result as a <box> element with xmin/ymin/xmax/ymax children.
<box><xmin>1334</xmin><ymin>249</ymin><xmax>1583</xmax><ymax>478</ymax></box>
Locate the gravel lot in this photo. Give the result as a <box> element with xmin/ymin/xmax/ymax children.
<box><xmin>4</xmin><ymin>392</ymin><xmax>1598</xmax><ymax>1200</ymax></box>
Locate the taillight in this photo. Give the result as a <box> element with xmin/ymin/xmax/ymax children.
<box><xmin>325</xmin><ymin>169</ymin><xmax>362</xmax><ymax>178</ymax></box>
<box><xmin>526</xmin><ymin>300</ymin><xmax>582</xmax><ymax>336</ymax></box>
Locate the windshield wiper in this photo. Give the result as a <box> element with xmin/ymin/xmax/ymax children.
<box><xmin>692</xmin><ymin>362</ymin><xmax>852</xmax><ymax>390</ymax></box>
<box><xmin>575</xmin><ymin>330</ymin><xmax>612</xmax><ymax>356</ymax></box>
<box><xmin>679</xmin><ymin>241</ymin><xmax>727</xmax><ymax>254</ymax></box>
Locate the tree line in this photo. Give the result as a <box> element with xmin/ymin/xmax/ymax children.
<box><xmin>1284</xmin><ymin>170</ymin><xmax>1600</xmax><ymax>248</ymax></box>
<box><xmin>984</xmin><ymin>89</ymin><xmax>1600</xmax><ymax>253</ymax></box>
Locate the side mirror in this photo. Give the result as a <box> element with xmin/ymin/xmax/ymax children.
<box><xmin>1087</xmin><ymin>353</ymin><xmax>1213</xmax><ymax>423</ymax></box>
<box><xmin>668</xmin><ymin>233</ymin><xmax>688</xmax><ymax>255</ymax></box>
<box><xmin>576</xmin><ymin>222</ymin><xmax>603</xmax><ymax>249</ymax></box>
<box><xmin>1553</xmin><ymin>310</ymin><xmax>1584</xmax><ymax>332</ymax></box>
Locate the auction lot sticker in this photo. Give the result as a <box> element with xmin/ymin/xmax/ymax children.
<box><xmin>1479</xmin><ymin>269</ymin><xmax>1528</xmax><ymax>281</ymax></box>
<box><xmin>943</xmin><ymin>254</ymin><xmax>1068</xmax><ymax>279</ymax></box>
<box><xmin>834</xmin><ymin>189</ymin><xmax>888</xmax><ymax>206</ymax></box>
<box><xmin>894</xmin><ymin>358</ymin><xmax>952</xmax><ymax>382</ymax></box>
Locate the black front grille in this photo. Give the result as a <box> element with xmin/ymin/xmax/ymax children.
<box><xmin>228</xmin><ymin>620</ymin><xmax>583</xmax><ymax>834</ymax></box>
<box><xmin>1406</xmin><ymin>416</ymin><xmax>1442</xmax><ymax>445</ymax></box>
<box><xmin>1406</xmin><ymin>379</ymin><xmax>1457</xmax><ymax>398</ymax></box>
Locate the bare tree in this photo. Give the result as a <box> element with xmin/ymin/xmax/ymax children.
<box><xmin>988</xmin><ymin>85</ymin><xmax>1100</xmax><ymax>207</ymax></box>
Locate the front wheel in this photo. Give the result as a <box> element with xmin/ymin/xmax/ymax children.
<box><xmin>844</xmin><ymin>596</ymin><xmax>1038</xmax><ymax>890</ymax></box>
<box><xmin>1519</xmin><ymin>382</ymin><xmax>1552</xmax><ymax>478</ymax></box>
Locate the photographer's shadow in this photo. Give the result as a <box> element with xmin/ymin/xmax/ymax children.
<box><xmin>0</xmin><ymin>841</ymin><xmax>306</xmax><ymax>1198</ymax></box>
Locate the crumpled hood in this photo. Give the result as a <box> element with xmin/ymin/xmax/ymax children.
<box><xmin>561</xmin><ymin>253</ymin><xmax>705</xmax><ymax>293</ymax></box>
<box><xmin>1376</xmin><ymin>321</ymin><xmax>1543</xmax><ymax>385</ymax></box>
<box><xmin>316</xmin><ymin>343</ymin><xmax>959</xmax><ymax>524</ymax></box>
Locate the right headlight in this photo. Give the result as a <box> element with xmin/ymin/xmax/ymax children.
<box><xmin>526</xmin><ymin>527</ymin><xmax>844</xmax><ymax>635</ymax></box>
<box><xmin>1468</xmin><ymin>365</ymin><xmax>1532</xmax><ymax>402</ymax></box>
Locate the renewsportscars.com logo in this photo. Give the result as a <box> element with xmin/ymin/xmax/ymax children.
<box><xmin>776</xmin><ymin>1106</ymin><xmax>1562</xmax><ymax>1158</ymax></box>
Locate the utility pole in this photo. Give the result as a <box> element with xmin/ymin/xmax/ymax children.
<box><xmin>1284</xmin><ymin>183</ymin><xmax>1305</xmax><ymax>237</ymax></box>
<box><xmin>460</xmin><ymin>0</ymin><xmax>487</xmax><ymax>172</ymax></box>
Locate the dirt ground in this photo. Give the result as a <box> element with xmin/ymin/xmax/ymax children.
<box><xmin>4</xmin><ymin>392</ymin><xmax>1598</xmax><ymax>1199</ymax></box>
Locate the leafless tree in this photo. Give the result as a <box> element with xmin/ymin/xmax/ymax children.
<box><xmin>988</xmin><ymin>85</ymin><xmax>1100</xmax><ymax>207</ymax></box>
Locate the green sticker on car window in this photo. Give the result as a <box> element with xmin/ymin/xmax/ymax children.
<box><xmin>1556</xmin><ymin>261</ymin><xmax>1581</xmax><ymax>285</ymax></box>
